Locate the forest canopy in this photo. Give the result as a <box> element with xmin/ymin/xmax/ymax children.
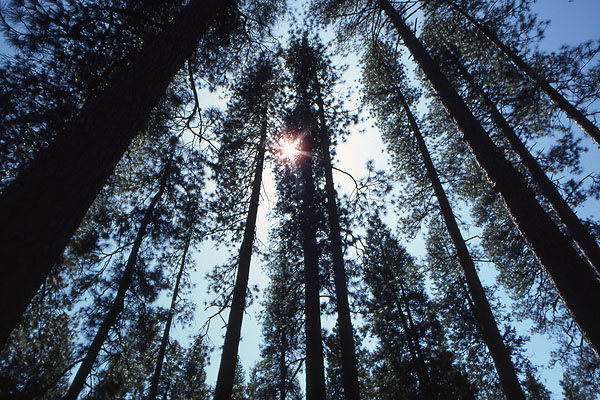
<box><xmin>0</xmin><ymin>0</ymin><xmax>599</xmax><ymax>399</ymax></box>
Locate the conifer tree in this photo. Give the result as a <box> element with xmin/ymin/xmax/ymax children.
<box><xmin>0</xmin><ymin>0</ymin><xmax>282</xmax><ymax>348</ymax></box>
<box><xmin>361</xmin><ymin>40</ymin><xmax>527</xmax><ymax>399</ymax></box>
<box><xmin>247</xmin><ymin>226</ymin><xmax>305</xmax><ymax>400</ymax></box>
<box><xmin>147</xmin><ymin>207</ymin><xmax>197</xmax><ymax>400</ymax></box>
<box><xmin>359</xmin><ymin>216</ymin><xmax>475</xmax><ymax>399</ymax></box>
<box><xmin>284</xmin><ymin>36</ymin><xmax>328</xmax><ymax>400</ymax></box>
<box><xmin>427</xmin><ymin>0</ymin><xmax>600</xmax><ymax>147</ymax></box>
<box><xmin>314</xmin><ymin>0</ymin><xmax>600</xmax><ymax>357</ymax></box>
<box><xmin>213</xmin><ymin>55</ymin><xmax>279</xmax><ymax>400</ymax></box>
<box><xmin>290</xmin><ymin>35</ymin><xmax>362</xmax><ymax>399</ymax></box>
<box><xmin>63</xmin><ymin>160</ymin><xmax>171</xmax><ymax>400</ymax></box>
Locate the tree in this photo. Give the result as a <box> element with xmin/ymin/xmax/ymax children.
<box><xmin>147</xmin><ymin>207</ymin><xmax>197</xmax><ymax>400</ymax></box>
<box><xmin>247</xmin><ymin>226</ymin><xmax>305</xmax><ymax>400</ymax></box>
<box><xmin>312</xmin><ymin>0</ymin><xmax>600</xmax><ymax>358</ymax></box>
<box><xmin>359</xmin><ymin>217</ymin><xmax>475</xmax><ymax>399</ymax></box>
<box><xmin>0</xmin><ymin>286</ymin><xmax>74</xmax><ymax>399</ymax></box>
<box><xmin>214</xmin><ymin>55</ymin><xmax>280</xmax><ymax>400</ymax></box>
<box><xmin>429</xmin><ymin>0</ymin><xmax>600</xmax><ymax>147</ymax></box>
<box><xmin>283</xmin><ymin>35</ymin><xmax>329</xmax><ymax>400</ymax></box>
<box><xmin>373</xmin><ymin>0</ymin><xmax>600</xmax><ymax>358</ymax></box>
<box><xmin>63</xmin><ymin>161</ymin><xmax>171</xmax><ymax>400</ymax></box>
<box><xmin>167</xmin><ymin>336</ymin><xmax>212</xmax><ymax>399</ymax></box>
<box><xmin>361</xmin><ymin>40</ymin><xmax>527</xmax><ymax>399</ymax></box>
<box><xmin>313</xmin><ymin>56</ymin><xmax>361</xmax><ymax>400</ymax></box>
<box><xmin>442</xmin><ymin>46</ymin><xmax>600</xmax><ymax>274</ymax></box>
<box><xmin>0</xmin><ymin>0</ymin><xmax>283</xmax><ymax>349</ymax></box>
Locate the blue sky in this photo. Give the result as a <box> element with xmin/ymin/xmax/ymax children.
<box><xmin>187</xmin><ymin>1</ymin><xmax>600</xmax><ymax>398</ymax></box>
<box><xmin>1</xmin><ymin>0</ymin><xmax>599</xmax><ymax>397</ymax></box>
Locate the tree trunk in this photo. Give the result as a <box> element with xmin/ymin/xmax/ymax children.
<box><xmin>449</xmin><ymin>49</ymin><xmax>600</xmax><ymax>275</ymax></box>
<box><xmin>314</xmin><ymin>85</ymin><xmax>361</xmax><ymax>400</ymax></box>
<box><xmin>394</xmin><ymin>88</ymin><xmax>525</xmax><ymax>399</ymax></box>
<box><xmin>63</xmin><ymin>166</ymin><xmax>169</xmax><ymax>400</ymax></box>
<box><xmin>147</xmin><ymin>214</ymin><xmax>195</xmax><ymax>400</ymax></box>
<box><xmin>392</xmin><ymin>284</ymin><xmax>432</xmax><ymax>396</ymax></box>
<box><xmin>378</xmin><ymin>0</ymin><xmax>600</xmax><ymax>361</ymax></box>
<box><xmin>0</xmin><ymin>0</ymin><xmax>235</xmax><ymax>349</ymax></box>
<box><xmin>214</xmin><ymin>113</ymin><xmax>267</xmax><ymax>400</ymax></box>
<box><xmin>439</xmin><ymin>0</ymin><xmax>600</xmax><ymax>147</ymax></box>
<box><xmin>297</xmin><ymin>106</ymin><xmax>328</xmax><ymax>400</ymax></box>
<box><xmin>279</xmin><ymin>328</ymin><xmax>289</xmax><ymax>400</ymax></box>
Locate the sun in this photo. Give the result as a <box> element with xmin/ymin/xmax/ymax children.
<box><xmin>279</xmin><ymin>137</ymin><xmax>301</xmax><ymax>160</ymax></box>
<box><xmin>275</xmin><ymin>130</ymin><xmax>308</xmax><ymax>165</ymax></box>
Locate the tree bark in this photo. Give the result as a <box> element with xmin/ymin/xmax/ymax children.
<box><xmin>438</xmin><ymin>0</ymin><xmax>600</xmax><ymax>147</ymax></box>
<box><xmin>147</xmin><ymin>214</ymin><xmax>195</xmax><ymax>400</ymax></box>
<box><xmin>390</xmin><ymin>83</ymin><xmax>526</xmax><ymax>398</ymax></box>
<box><xmin>297</xmin><ymin>108</ymin><xmax>328</xmax><ymax>400</ymax></box>
<box><xmin>0</xmin><ymin>0</ymin><xmax>235</xmax><ymax>349</ymax></box>
<box><xmin>377</xmin><ymin>0</ymin><xmax>600</xmax><ymax>361</ymax></box>
<box><xmin>63</xmin><ymin>166</ymin><xmax>169</xmax><ymax>400</ymax></box>
<box><xmin>214</xmin><ymin>113</ymin><xmax>267</xmax><ymax>400</ymax></box>
<box><xmin>449</xmin><ymin>49</ymin><xmax>600</xmax><ymax>275</ymax></box>
<box><xmin>314</xmin><ymin>85</ymin><xmax>361</xmax><ymax>400</ymax></box>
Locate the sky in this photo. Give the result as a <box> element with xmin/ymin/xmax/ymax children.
<box><xmin>1</xmin><ymin>0</ymin><xmax>599</xmax><ymax>398</ymax></box>
<box><xmin>184</xmin><ymin>1</ymin><xmax>600</xmax><ymax>398</ymax></box>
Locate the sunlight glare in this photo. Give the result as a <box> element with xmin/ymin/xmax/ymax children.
<box><xmin>275</xmin><ymin>130</ymin><xmax>308</xmax><ymax>165</ymax></box>
<box><xmin>279</xmin><ymin>138</ymin><xmax>301</xmax><ymax>160</ymax></box>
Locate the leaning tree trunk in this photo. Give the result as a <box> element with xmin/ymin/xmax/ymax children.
<box><xmin>448</xmin><ymin>49</ymin><xmax>600</xmax><ymax>275</ymax></box>
<box><xmin>0</xmin><ymin>0</ymin><xmax>235</xmax><ymax>350</ymax></box>
<box><xmin>377</xmin><ymin>0</ymin><xmax>600</xmax><ymax>360</ymax></box>
<box><xmin>63</xmin><ymin>166</ymin><xmax>169</xmax><ymax>400</ymax></box>
<box><xmin>147</xmin><ymin>213</ymin><xmax>195</xmax><ymax>400</ymax></box>
<box><xmin>438</xmin><ymin>0</ymin><xmax>600</xmax><ymax>147</ymax></box>
<box><xmin>296</xmin><ymin>104</ymin><xmax>328</xmax><ymax>400</ymax></box>
<box><xmin>314</xmin><ymin>84</ymin><xmax>361</xmax><ymax>400</ymax></box>
<box><xmin>392</xmin><ymin>86</ymin><xmax>526</xmax><ymax>399</ymax></box>
<box><xmin>214</xmin><ymin>112</ymin><xmax>268</xmax><ymax>400</ymax></box>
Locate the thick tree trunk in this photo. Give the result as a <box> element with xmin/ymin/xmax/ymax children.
<box><xmin>314</xmin><ymin>85</ymin><xmax>361</xmax><ymax>400</ymax></box>
<box><xmin>214</xmin><ymin>114</ymin><xmax>267</xmax><ymax>400</ymax></box>
<box><xmin>378</xmin><ymin>0</ymin><xmax>600</xmax><ymax>361</ymax></box>
<box><xmin>450</xmin><ymin>51</ymin><xmax>600</xmax><ymax>275</ymax></box>
<box><xmin>63</xmin><ymin>167</ymin><xmax>169</xmax><ymax>400</ymax></box>
<box><xmin>0</xmin><ymin>0</ymin><xmax>235</xmax><ymax>349</ymax></box>
<box><xmin>439</xmin><ymin>0</ymin><xmax>600</xmax><ymax>147</ymax></box>
<box><xmin>297</xmin><ymin>107</ymin><xmax>327</xmax><ymax>400</ymax></box>
<box><xmin>392</xmin><ymin>87</ymin><xmax>525</xmax><ymax>399</ymax></box>
<box><xmin>147</xmin><ymin>216</ymin><xmax>194</xmax><ymax>400</ymax></box>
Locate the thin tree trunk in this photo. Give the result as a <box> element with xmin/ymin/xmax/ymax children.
<box><xmin>387</xmin><ymin>64</ymin><xmax>526</xmax><ymax>397</ymax></box>
<box><xmin>378</xmin><ymin>0</ymin><xmax>600</xmax><ymax>360</ymax></box>
<box><xmin>63</xmin><ymin>166</ymin><xmax>170</xmax><ymax>400</ymax></box>
<box><xmin>438</xmin><ymin>0</ymin><xmax>600</xmax><ymax>147</ymax></box>
<box><xmin>391</xmin><ymin>285</ymin><xmax>432</xmax><ymax>396</ymax></box>
<box><xmin>449</xmin><ymin>50</ymin><xmax>600</xmax><ymax>275</ymax></box>
<box><xmin>314</xmin><ymin>85</ymin><xmax>361</xmax><ymax>400</ymax></box>
<box><xmin>147</xmin><ymin>214</ymin><xmax>195</xmax><ymax>400</ymax></box>
<box><xmin>0</xmin><ymin>0</ymin><xmax>235</xmax><ymax>350</ymax></box>
<box><xmin>214</xmin><ymin>113</ymin><xmax>267</xmax><ymax>400</ymax></box>
<box><xmin>279</xmin><ymin>328</ymin><xmax>289</xmax><ymax>400</ymax></box>
<box><xmin>297</xmin><ymin>106</ymin><xmax>327</xmax><ymax>400</ymax></box>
